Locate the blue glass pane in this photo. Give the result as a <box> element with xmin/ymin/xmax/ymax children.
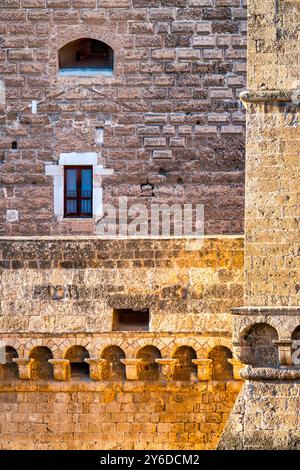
<box><xmin>81</xmin><ymin>199</ymin><xmax>92</xmax><ymax>214</ymax></box>
<box><xmin>66</xmin><ymin>200</ymin><xmax>77</xmax><ymax>214</ymax></box>
<box><xmin>66</xmin><ymin>169</ymin><xmax>77</xmax><ymax>191</ymax></box>
<box><xmin>81</xmin><ymin>169</ymin><xmax>92</xmax><ymax>191</ymax></box>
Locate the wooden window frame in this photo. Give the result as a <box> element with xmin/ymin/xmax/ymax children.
<box><xmin>64</xmin><ymin>165</ymin><xmax>93</xmax><ymax>218</ymax></box>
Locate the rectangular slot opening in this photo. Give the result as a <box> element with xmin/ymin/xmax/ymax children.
<box><xmin>112</xmin><ymin>308</ymin><xmax>150</xmax><ymax>331</ymax></box>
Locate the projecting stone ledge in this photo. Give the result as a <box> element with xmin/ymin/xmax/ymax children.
<box><xmin>240</xmin><ymin>90</ymin><xmax>300</xmax><ymax>104</ymax></box>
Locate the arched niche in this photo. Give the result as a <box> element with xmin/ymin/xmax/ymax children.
<box><xmin>101</xmin><ymin>346</ymin><xmax>125</xmax><ymax>381</ymax></box>
<box><xmin>173</xmin><ymin>346</ymin><xmax>197</xmax><ymax>381</ymax></box>
<box><xmin>0</xmin><ymin>346</ymin><xmax>18</xmax><ymax>381</ymax></box>
<box><xmin>30</xmin><ymin>346</ymin><xmax>53</xmax><ymax>381</ymax></box>
<box><xmin>65</xmin><ymin>345</ymin><xmax>90</xmax><ymax>380</ymax></box>
<box><xmin>58</xmin><ymin>38</ymin><xmax>114</xmax><ymax>76</ymax></box>
<box><xmin>137</xmin><ymin>346</ymin><xmax>161</xmax><ymax>381</ymax></box>
<box><xmin>240</xmin><ymin>323</ymin><xmax>279</xmax><ymax>367</ymax></box>
<box><xmin>209</xmin><ymin>346</ymin><xmax>233</xmax><ymax>380</ymax></box>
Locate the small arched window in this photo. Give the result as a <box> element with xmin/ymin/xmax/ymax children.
<box><xmin>65</xmin><ymin>345</ymin><xmax>90</xmax><ymax>380</ymax></box>
<box><xmin>30</xmin><ymin>346</ymin><xmax>53</xmax><ymax>381</ymax></box>
<box><xmin>137</xmin><ymin>346</ymin><xmax>161</xmax><ymax>381</ymax></box>
<box><xmin>101</xmin><ymin>346</ymin><xmax>125</xmax><ymax>381</ymax></box>
<box><xmin>209</xmin><ymin>346</ymin><xmax>233</xmax><ymax>381</ymax></box>
<box><xmin>58</xmin><ymin>38</ymin><xmax>114</xmax><ymax>76</ymax></box>
<box><xmin>173</xmin><ymin>346</ymin><xmax>197</xmax><ymax>381</ymax></box>
<box><xmin>0</xmin><ymin>346</ymin><xmax>18</xmax><ymax>381</ymax></box>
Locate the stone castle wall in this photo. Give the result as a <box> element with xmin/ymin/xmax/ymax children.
<box><xmin>244</xmin><ymin>0</ymin><xmax>300</xmax><ymax>307</ymax></box>
<box><xmin>0</xmin><ymin>236</ymin><xmax>244</xmax><ymax>449</ymax></box>
<box><xmin>0</xmin><ymin>0</ymin><xmax>247</xmax><ymax>236</ymax></box>
<box><xmin>0</xmin><ymin>381</ymin><xmax>242</xmax><ymax>450</ymax></box>
<box><xmin>0</xmin><ymin>0</ymin><xmax>248</xmax><ymax>451</ymax></box>
<box><xmin>0</xmin><ymin>237</ymin><xmax>244</xmax><ymax>333</ymax></box>
<box><xmin>218</xmin><ymin>0</ymin><xmax>300</xmax><ymax>450</ymax></box>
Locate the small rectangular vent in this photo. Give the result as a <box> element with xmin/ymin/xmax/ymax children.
<box><xmin>112</xmin><ymin>308</ymin><xmax>150</xmax><ymax>331</ymax></box>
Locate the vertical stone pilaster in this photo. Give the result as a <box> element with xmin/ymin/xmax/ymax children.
<box><xmin>85</xmin><ymin>358</ymin><xmax>108</xmax><ymax>381</ymax></box>
<box><xmin>155</xmin><ymin>358</ymin><xmax>177</xmax><ymax>381</ymax></box>
<box><xmin>13</xmin><ymin>358</ymin><xmax>34</xmax><ymax>380</ymax></box>
<box><xmin>121</xmin><ymin>359</ymin><xmax>142</xmax><ymax>381</ymax></box>
<box><xmin>192</xmin><ymin>359</ymin><xmax>212</xmax><ymax>381</ymax></box>
<box><xmin>48</xmin><ymin>359</ymin><xmax>70</xmax><ymax>382</ymax></box>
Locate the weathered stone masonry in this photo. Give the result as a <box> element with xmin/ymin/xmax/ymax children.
<box><xmin>0</xmin><ymin>0</ymin><xmax>247</xmax><ymax>235</ymax></box>
<box><xmin>0</xmin><ymin>0</ymin><xmax>248</xmax><ymax>450</ymax></box>
<box><xmin>0</xmin><ymin>237</ymin><xmax>244</xmax><ymax>449</ymax></box>
<box><xmin>219</xmin><ymin>0</ymin><xmax>300</xmax><ymax>450</ymax></box>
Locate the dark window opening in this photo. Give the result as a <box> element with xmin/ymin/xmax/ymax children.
<box><xmin>173</xmin><ymin>346</ymin><xmax>197</xmax><ymax>381</ymax></box>
<box><xmin>58</xmin><ymin>38</ymin><xmax>114</xmax><ymax>76</ymax></box>
<box><xmin>0</xmin><ymin>346</ymin><xmax>18</xmax><ymax>381</ymax></box>
<box><xmin>12</xmin><ymin>141</ymin><xmax>17</xmax><ymax>150</ymax></box>
<box><xmin>70</xmin><ymin>362</ymin><xmax>90</xmax><ymax>378</ymax></box>
<box><xmin>101</xmin><ymin>346</ymin><xmax>126</xmax><ymax>381</ymax></box>
<box><xmin>209</xmin><ymin>346</ymin><xmax>233</xmax><ymax>381</ymax></box>
<box><xmin>64</xmin><ymin>166</ymin><xmax>93</xmax><ymax>218</ymax></box>
<box><xmin>65</xmin><ymin>346</ymin><xmax>90</xmax><ymax>380</ymax></box>
<box><xmin>137</xmin><ymin>346</ymin><xmax>161</xmax><ymax>381</ymax></box>
<box><xmin>30</xmin><ymin>346</ymin><xmax>53</xmax><ymax>381</ymax></box>
<box><xmin>113</xmin><ymin>308</ymin><xmax>150</xmax><ymax>331</ymax></box>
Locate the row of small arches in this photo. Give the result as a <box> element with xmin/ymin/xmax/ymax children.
<box><xmin>1</xmin><ymin>345</ymin><xmax>234</xmax><ymax>382</ymax></box>
<box><xmin>239</xmin><ymin>323</ymin><xmax>300</xmax><ymax>367</ymax></box>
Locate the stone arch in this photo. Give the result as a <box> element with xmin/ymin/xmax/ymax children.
<box><xmin>58</xmin><ymin>38</ymin><xmax>114</xmax><ymax>75</ymax></box>
<box><xmin>292</xmin><ymin>325</ymin><xmax>300</xmax><ymax>340</ymax></box>
<box><xmin>101</xmin><ymin>345</ymin><xmax>125</xmax><ymax>381</ymax></box>
<box><xmin>0</xmin><ymin>346</ymin><xmax>18</xmax><ymax>381</ymax></box>
<box><xmin>291</xmin><ymin>326</ymin><xmax>300</xmax><ymax>365</ymax></box>
<box><xmin>49</xmin><ymin>24</ymin><xmax>123</xmax><ymax>78</ymax></box>
<box><xmin>208</xmin><ymin>346</ymin><xmax>233</xmax><ymax>380</ymax></box>
<box><xmin>240</xmin><ymin>322</ymin><xmax>279</xmax><ymax>367</ymax></box>
<box><xmin>137</xmin><ymin>346</ymin><xmax>161</xmax><ymax>381</ymax></box>
<box><xmin>172</xmin><ymin>346</ymin><xmax>197</xmax><ymax>381</ymax></box>
<box><xmin>169</xmin><ymin>338</ymin><xmax>201</xmax><ymax>359</ymax></box>
<box><xmin>29</xmin><ymin>346</ymin><xmax>54</xmax><ymax>381</ymax></box>
<box><xmin>65</xmin><ymin>345</ymin><xmax>90</xmax><ymax>380</ymax></box>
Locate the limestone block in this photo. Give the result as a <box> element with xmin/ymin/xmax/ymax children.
<box><xmin>84</xmin><ymin>358</ymin><xmax>108</xmax><ymax>381</ymax></box>
<box><xmin>155</xmin><ymin>358</ymin><xmax>177</xmax><ymax>381</ymax></box>
<box><xmin>228</xmin><ymin>359</ymin><xmax>245</xmax><ymax>381</ymax></box>
<box><xmin>13</xmin><ymin>358</ymin><xmax>34</xmax><ymax>380</ymax></box>
<box><xmin>121</xmin><ymin>359</ymin><xmax>142</xmax><ymax>381</ymax></box>
<box><xmin>192</xmin><ymin>359</ymin><xmax>212</xmax><ymax>381</ymax></box>
<box><xmin>48</xmin><ymin>359</ymin><xmax>70</xmax><ymax>382</ymax></box>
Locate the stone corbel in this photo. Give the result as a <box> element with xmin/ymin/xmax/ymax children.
<box><xmin>13</xmin><ymin>358</ymin><xmax>34</xmax><ymax>380</ymax></box>
<box><xmin>48</xmin><ymin>359</ymin><xmax>70</xmax><ymax>381</ymax></box>
<box><xmin>84</xmin><ymin>358</ymin><xmax>108</xmax><ymax>381</ymax></box>
<box><xmin>155</xmin><ymin>358</ymin><xmax>177</xmax><ymax>381</ymax></box>
<box><xmin>228</xmin><ymin>358</ymin><xmax>245</xmax><ymax>380</ymax></box>
<box><xmin>192</xmin><ymin>359</ymin><xmax>213</xmax><ymax>381</ymax></box>
<box><xmin>273</xmin><ymin>339</ymin><xmax>293</xmax><ymax>366</ymax></box>
<box><xmin>121</xmin><ymin>358</ymin><xmax>142</xmax><ymax>381</ymax></box>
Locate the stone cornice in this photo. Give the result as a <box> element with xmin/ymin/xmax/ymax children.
<box><xmin>240</xmin><ymin>365</ymin><xmax>300</xmax><ymax>381</ymax></box>
<box><xmin>232</xmin><ymin>307</ymin><xmax>300</xmax><ymax>316</ymax></box>
<box><xmin>240</xmin><ymin>90</ymin><xmax>299</xmax><ymax>104</ymax></box>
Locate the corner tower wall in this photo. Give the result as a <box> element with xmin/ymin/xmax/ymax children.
<box><xmin>219</xmin><ymin>0</ymin><xmax>300</xmax><ymax>450</ymax></box>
